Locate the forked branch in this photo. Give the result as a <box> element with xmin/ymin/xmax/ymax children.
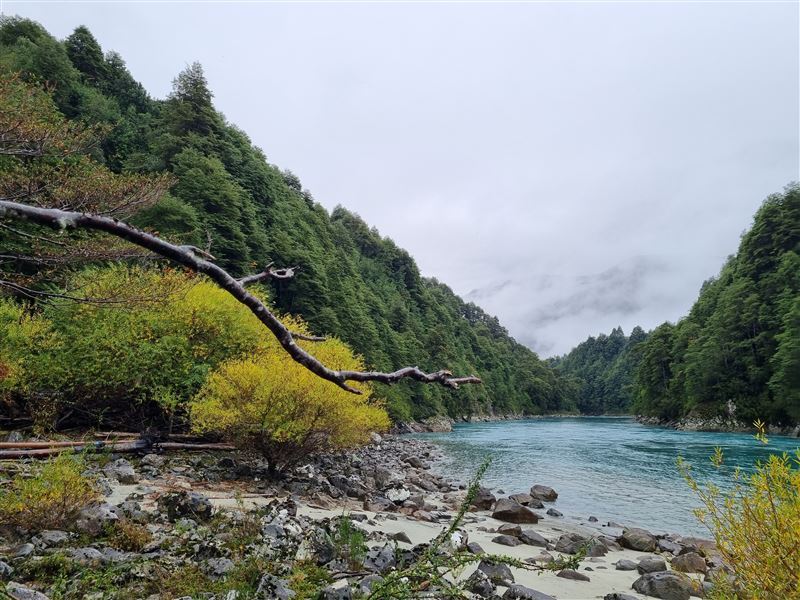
<box><xmin>0</xmin><ymin>200</ymin><xmax>482</xmax><ymax>394</ymax></box>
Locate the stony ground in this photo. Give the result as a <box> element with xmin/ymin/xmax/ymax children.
<box><xmin>0</xmin><ymin>434</ymin><xmax>728</xmax><ymax>600</ymax></box>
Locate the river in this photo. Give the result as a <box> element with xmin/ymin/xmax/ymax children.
<box><xmin>414</xmin><ymin>416</ymin><xmax>800</xmax><ymax>537</ymax></box>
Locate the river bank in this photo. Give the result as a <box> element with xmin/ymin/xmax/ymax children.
<box><xmin>2</xmin><ymin>432</ymin><xmax>719</xmax><ymax>599</ymax></box>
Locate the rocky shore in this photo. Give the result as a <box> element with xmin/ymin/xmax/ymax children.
<box><xmin>635</xmin><ymin>415</ymin><xmax>800</xmax><ymax>437</ymax></box>
<box><xmin>1</xmin><ymin>434</ymin><xmax>725</xmax><ymax>599</ymax></box>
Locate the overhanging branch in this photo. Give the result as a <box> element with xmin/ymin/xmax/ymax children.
<box><xmin>0</xmin><ymin>200</ymin><xmax>482</xmax><ymax>394</ymax></box>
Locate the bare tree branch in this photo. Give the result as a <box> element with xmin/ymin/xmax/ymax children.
<box><xmin>237</xmin><ymin>262</ymin><xmax>299</xmax><ymax>286</ymax></box>
<box><xmin>0</xmin><ymin>200</ymin><xmax>482</xmax><ymax>394</ymax></box>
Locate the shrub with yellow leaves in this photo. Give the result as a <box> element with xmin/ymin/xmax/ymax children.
<box><xmin>678</xmin><ymin>420</ymin><xmax>800</xmax><ymax>599</ymax></box>
<box><xmin>0</xmin><ymin>453</ymin><xmax>99</xmax><ymax>532</ymax></box>
<box><xmin>190</xmin><ymin>317</ymin><xmax>391</xmax><ymax>475</ymax></box>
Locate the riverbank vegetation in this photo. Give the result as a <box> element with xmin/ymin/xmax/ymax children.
<box><xmin>0</xmin><ymin>17</ymin><xmax>576</xmax><ymax>433</ymax></box>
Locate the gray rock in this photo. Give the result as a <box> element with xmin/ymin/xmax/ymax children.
<box><xmin>619</xmin><ymin>527</ymin><xmax>657</xmax><ymax>552</ymax></box>
<box><xmin>604</xmin><ymin>594</ymin><xmax>639</xmax><ymax>600</ymax></box>
<box><xmin>363</xmin><ymin>496</ymin><xmax>394</xmax><ymax>512</ymax></box>
<box><xmin>256</xmin><ymin>574</ymin><xmax>295</xmax><ymax>599</ymax></box>
<box><xmin>357</xmin><ymin>574</ymin><xmax>383</xmax><ymax>595</ymax></box>
<box><xmin>76</xmin><ymin>504</ymin><xmax>119</xmax><ymax>536</ymax></box>
<box><xmin>205</xmin><ymin>557</ymin><xmax>235</xmax><ymax>579</ymax></box>
<box><xmin>530</xmin><ymin>485</ymin><xmax>558</xmax><ymax>501</ymax></box>
<box><xmin>615</xmin><ymin>559</ymin><xmax>638</xmax><ymax>571</ymax></box>
<box><xmin>320</xmin><ymin>585</ymin><xmax>351</xmax><ymax>600</ymax></box>
<box><xmin>557</xmin><ymin>569</ymin><xmax>590</xmax><ymax>581</ymax></box>
<box><xmin>546</xmin><ymin>508</ymin><xmax>562</xmax><ymax>517</ymax></box>
<box><xmin>472</xmin><ymin>487</ymin><xmax>496</xmax><ymax>510</ymax></box>
<box><xmin>157</xmin><ymin>491</ymin><xmax>213</xmax><ymax>522</ymax></box>
<box><xmin>658</xmin><ymin>538</ymin><xmax>683</xmax><ymax>554</ymax></box>
<box><xmin>5</xmin><ymin>582</ymin><xmax>50</xmax><ymax>600</ymax></box>
<box><xmin>491</xmin><ymin>498</ymin><xmax>538</xmax><ymax>524</ymax></box>
<box><xmin>519</xmin><ymin>529</ymin><xmax>548</xmax><ymax>547</ymax></box>
<box><xmin>103</xmin><ymin>458</ymin><xmax>138</xmax><ymax>484</ymax></box>
<box><xmin>33</xmin><ymin>530</ymin><xmax>71</xmax><ymax>548</ymax></box>
<box><xmin>509</xmin><ymin>493</ymin><xmax>535</xmax><ymax>506</ymax></box>
<box><xmin>466</xmin><ymin>568</ymin><xmax>495</xmax><ymax>598</ymax></box>
<box><xmin>12</xmin><ymin>544</ymin><xmax>34</xmax><ymax>558</ymax></box>
<box><xmin>389</xmin><ymin>531</ymin><xmax>412</xmax><ymax>544</ymax></box>
<box><xmin>502</xmin><ymin>584</ymin><xmax>556</xmax><ymax>600</ymax></box>
<box><xmin>67</xmin><ymin>547</ymin><xmax>105</xmax><ymax>566</ymax></box>
<box><xmin>140</xmin><ymin>454</ymin><xmax>165</xmax><ymax>469</ymax></box>
<box><xmin>588</xmin><ymin>516</ymin><xmax>598</xmax><ymax>522</ymax></box>
<box><xmin>637</xmin><ymin>556</ymin><xmax>668</xmax><ymax>574</ymax></box>
<box><xmin>477</xmin><ymin>559</ymin><xmax>515</xmax><ymax>585</ymax></box>
<box><xmin>467</xmin><ymin>541</ymin><xmax>485</xmax><ymax>554</ymax></box>
<box><xmin>496</xmin><ymin>523</ymin><xmax>522</xmax><ymax>537</ymax></box>
<box><xmin>0</xmin><ymin>561</ymin><xmax>13</xmax><ymax>580</ymax></box>
<box><xmin>672</xmin><ymin>551</ymin><xmax>707</xmax><ymax>574</ymax></box>
<box><xmin>492</xmin><ymin>534</ymin><xmax>521</xmax><ymax>547</ymax></box>
<box><xmin>554</xmin><ymin>533</ymin><xmax>606</xmax><ymax>556</ymax></box>
<box><xmin>632</xmin><ymin>571</ymin><xmax>693</xmax><ymax>600</ymax></box>
<box><xmin>364</xmin><ymin>545</ymin><xmax>396</xmax><ymax>574</ymax></box>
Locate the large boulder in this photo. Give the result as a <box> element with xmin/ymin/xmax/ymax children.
<box><xmin>619</xmin><ymin>527</ymin><xmax>657</xmax><ymax>552</ymax></box>
<box><xmin>5</xmin><ymin>582</ymin><xmax>50</xmax><ymax>600</ymax></box>
<box><xmin>465</xmin><ymin>569</ymin><xmax>495</xmax><ymax>598</ymax></box>
<box><xmin>491</xmin><ymin>499</ymin><xmax>538</xmax><ymax>524</ymax></box>
<box><xmin>557</xmin><ymin>569</ymin><xmax>590</xmax><ymax>581</ymax></box>
<box><xmin>554</xmin><ymin>533</ymin><xmax>607</xmax><ymax>556</ymax></box>
<box><xmin>103</xmin><ymin>458</ymin><xmax>138</xmax><ymax>484</ymax></box>
<box><xmin>530</xmin><ymin>485</ymin><xmax>558</xmax><ymax>501</ymax></box>
<box><xmin>637</xmin><ymin>556</ymin><xmax>668</xmax><ymax>574</ymax></box>
<box><xmin>75</xmin><ymin>503</ymin><xmax>119</xmax><ymax>536</ymax></box>
<box><xmin>472</xmin><ymin>487</ymin><xmax>496</xmax><ymax>510</ymax></box>
<box><xmin>477</xmin><ymin>559</ymin><xmax>515</xmax><ymax>585</ymax></box>
<box><xmin>672</xmin><ymin>551</ymin><xmax>707</xmax><ymax>574</ymax></box>
<box><xmin>519</xmin><ymin>529</ymin><xmax>548</xmax><ymax>547</ymax></box>
<box><xmin>157</xmin><ymin>491</ymin><xmax>213</xmax><ymax>522</ymax></box>
<box><xmin>502</xmin><ymin>585</ymin><xmax>556</xmax><ymax>600</ymax></box>
<box><xmin>632</xmin><ymin>572</ymin><xmax>693</xmax><ymax>600</ymax></box>
<box><xmin>492</xmin><ymin>534</ymin><xmax>521</xmax><ymax>547</ymax></box>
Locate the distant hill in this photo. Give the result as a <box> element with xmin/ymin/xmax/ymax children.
<box><xmin>549</xmin><ymin>326</ymin><xmax>649</xmax><ymax>414</ymax></box>
<box><xmin>0</xmin><ymin>17</ymin><xmax>577</xmax><ymax>421</ymax></box>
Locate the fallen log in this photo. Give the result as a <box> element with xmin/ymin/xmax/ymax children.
<box><xmin>0</xmin><ymin>439</ymin><xmax>235</xmax><ymax>459</ymax></box>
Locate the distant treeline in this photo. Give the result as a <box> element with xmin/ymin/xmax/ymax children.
<box><xmin>555</xmin><ymin>185</ymin><xmax>800</xmax><ymax>426</ymax></box>
<box><xmin>0</xmin><ymin>18</ymin><xmax>577</xmax><ymax>422</ymax></box>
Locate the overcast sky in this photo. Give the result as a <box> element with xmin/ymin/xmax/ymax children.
<box><xmin>5</xmin><ymin>1</ymin><xmax>798</xmax><ymax>356</ymax></box>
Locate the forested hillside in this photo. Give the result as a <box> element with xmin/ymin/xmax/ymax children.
<box><xmin>0</xmin><ymin>18</ymin><xmax>576</xmax><ymax>421</ymax></box>
<box><xmin>633</xmin><ymin>185</ymin><xmax>800</xmax><ymax>426</ymax></box>
<box><xmin>548</xmin><ymin>326</ymin><xmax>649</xmax><ymax>414</ymax></box>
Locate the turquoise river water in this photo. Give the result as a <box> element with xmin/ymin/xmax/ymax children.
<box><xmin>414</xmin><ymin>416</ymin><xmax>800</xmax><ymax>537</ymax></box>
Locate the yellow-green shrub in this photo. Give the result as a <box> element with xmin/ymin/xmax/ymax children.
<box><xmin>0</xmin><ymin>298</ymin><xmax>56</xmax><ymax>400</ymax></box>
<box><xmin>190</xmin><ymin>320</ymin><xmax>390</xmax><ymax>473</ymax></box>
<box><xmin>0</xmin><ymin>453</ymin><xmax>99</xmax><ymax>532</ymax></box>
<box><xmin>680</xmin><ymin>426</ymin><xmax>800</xmax><ymax>599</ymax></box>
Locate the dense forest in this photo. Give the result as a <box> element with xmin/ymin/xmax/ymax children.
<box><xmin>549</xmin><ymin>326</ymin><xmax>649</xmax><ymax>414</ymax></box>
<box><xmin>0</xmin><ymin>18</ymin><xmax>577</xmax><ymax>424</ymax></box>
<box><xmin>633</xmin><ymin>185</ymin><xmax>800</xmax><ymax>426</ymax></box>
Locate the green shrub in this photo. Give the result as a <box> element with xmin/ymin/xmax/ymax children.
<box><xmin>0</xmin><ymin>453</ymin><xmax>98</xmax><ymax>532</ymax></box>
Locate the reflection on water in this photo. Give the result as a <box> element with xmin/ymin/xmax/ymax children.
<box><xmin>414</xmin><ymin>417</ymin><xmax>800</xmax><ymax>536</ymax></box>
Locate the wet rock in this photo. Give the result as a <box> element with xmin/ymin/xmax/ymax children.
<box><xmin>157</xmin><ymin>491</ymin><xmax>213</xmax><ymax>522</ymax></box>
<box><xmin>466</xmin><ymin>568</ymin><xmax>495</xmax><ymax>598</ymax></box>
<box><xmin>256</xmin><ymin>574</ymin><xmax>295</xmax><ymax>599</ymax></box>
<box><xmin>632</xmin><ymin>571</ymin><xmax>693</xmax><ymax>600</ymax></box>
<box><xmin>519</xmin><ymin>530</ymin><xmax>547</xmax><ymax>547</ymax></box>
<box><xmin>492</xmin><ymin>534</ymin><xmax>521</xmax><ymax>547</ymax></box>
<box><xmin>502</xmin><ymin>584</ymin><xmax>556</xmax><ymax>600</ymax></box>
<box><xmin>557</xmin><ymin>569</ymin><xmax>590</xmax><ymax>581</ymax></box>
<box><xmin>546</xmin><ymin>508</ymin><xmax>562</xmax><ymax>517</ymax></box>
<box><xmin>615</xmin><ymin>559</ymin><xmax>638</xmax><ymax>571</ymax></box>
<box><xmin>5</xmin><ymin>582</ymin><xmax>50</xmax><ymax>600</ymax></box>
<box><xmin>672</xmin><ymin>551</ymin><xmax>707</xmax><ymax>574</ymax></box>
<box><xmin>477</xmin><ymin>559</ymin><xmax>515</xmax><ymax>585</ymax></box>
<box><xmin>637</xmin><ymin>556</ymin><xmax>668</xmax><ymax>573</ymax></box>
<box><xmin>103</xmin><ymin>458</ymin><xmax>138</xmax><ymax>484</ymax></box>
<box><xmin>620</xmin><ymin>527</ymin><xmax>657</xmax><ymax>552</ymax></box>
<box><xmin>491</xmin><ymin>498</ymin><xmax>538</xmax><ymax>524</ymax></box>
<box><xmin>76</xmin><ymin>504</ymin><xmax>119</xmax><ymax>536</ymax></box>
<box><xmin>530</xmin><ymin>485</ymin><xmax>558</xmax><ymax>501</ymax></box>
<box><xmin>472</xmin><ymin>487</ymin><xmax>496</xmax><ymax>510</ymax></box>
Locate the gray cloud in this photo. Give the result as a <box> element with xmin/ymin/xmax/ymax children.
<box><xmin>7</xmin><ymin>1</ymin><xmax>798</xmax><ymax>355</ymax></box>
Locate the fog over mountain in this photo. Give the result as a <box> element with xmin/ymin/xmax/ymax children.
<box><xmin>8</xmin><ymin>0</ymin><xmax>797</xmax><ymax>355</ymax></box>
